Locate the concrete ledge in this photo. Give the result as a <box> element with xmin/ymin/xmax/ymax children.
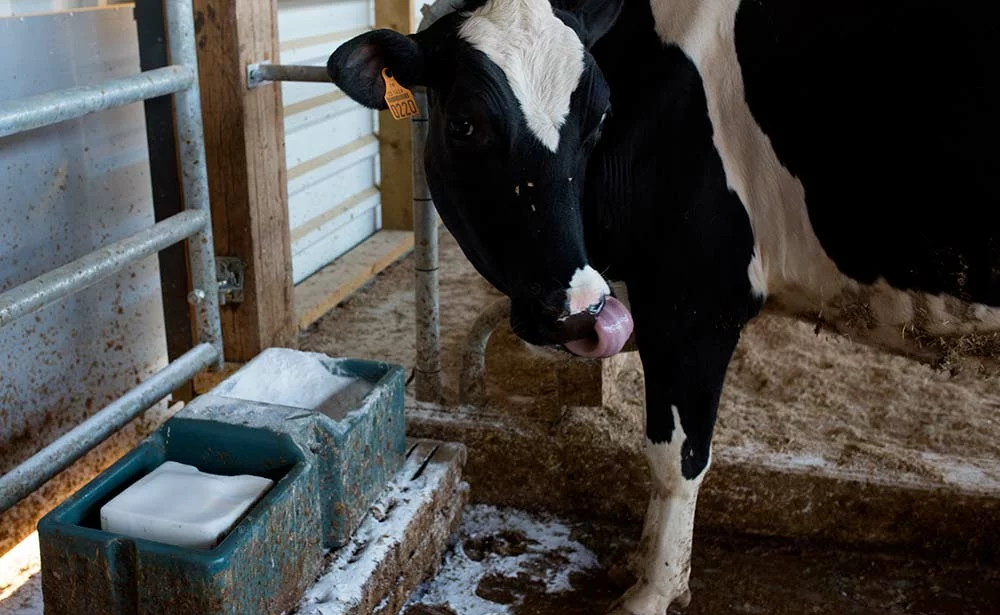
<box><xmin>295</xmin><ymin>440</ymin><xmax>469</xmax><ymax>615</ymax></box>
<box><xmin>407</xmin><ymin>404</ymin><xmax>1000</xmax><ymax>560</ymax></box>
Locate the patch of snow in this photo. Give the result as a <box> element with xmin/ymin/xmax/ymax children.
<box><xmin>403</xmin><ymin>504</ymin><xmax>600</xmax><ymax>614</ymax></box>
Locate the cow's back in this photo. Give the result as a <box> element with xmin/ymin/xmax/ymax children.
<box><xmin>734</xmin><ymin>0</ymin><xmax>1000</xmax><ymax>305</ymax></box>
<box><xmin>647</xmin><ymin>0</ymin><xmax>1000</xmax><ymax>370</ymax></box>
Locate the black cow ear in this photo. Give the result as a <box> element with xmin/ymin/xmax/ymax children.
<box><xmin>570</xmin><ymin>0</ymin><xmax>624</xmax><ymax>48</ymax></box>
<box><xmin>327</xmin><ymin>29</ymin><xmax>425</xmax><ymax>110</ymax></box>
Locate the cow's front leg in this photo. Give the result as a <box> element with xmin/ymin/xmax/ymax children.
<box><xmin>610</xmin><ymin>327</ymin><xmax>741</xmax><ymax>614</ymax></box>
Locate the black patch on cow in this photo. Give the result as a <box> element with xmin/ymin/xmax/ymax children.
<box><xmin>585</xmin><ymin>0</ymin><xmax>763</xmax><ymax>476</ymax></box>
<box><xmin>734</xmin><ymin>0</ymin><xmax>1000</xmax><ymax>306</ymax></box>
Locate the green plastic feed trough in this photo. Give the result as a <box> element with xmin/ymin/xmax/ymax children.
<box><xmin>36</xmin><ymin>349</ymin><xmax>407</xmax><ymax>615</ymax></box>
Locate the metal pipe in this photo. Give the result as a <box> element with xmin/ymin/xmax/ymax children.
<box><xmin>459</xmin><ymin>298</ymin><xmax>510</xmax><ymax>407</ymax></box>
<box><xmin>412</xmin><ymin>87</ymin><xmax>443</xmax><ymax>403</ymax></box>
<box><xmin>166</xmin><ymin>0</ymin><xmax>224</xmax><ymax>367</ymax></box>
<box><xmin>247</xmin><ymin>63</ymin><xmax>331</xmax><ymax>88</ymax></box>
<box><xmin>0</xmin><ymin>65</ymin><xmax>194</xmax><ymax>138</ymax></box>
<box><xmin>0</xmin><ymin>343</ymin><xmax>220</xmax><ymax>514</ymax></box>
<box><xmin>0</xmin><ymin>210</ymin><xmax>209</xmax><ymax>328</ymax></box>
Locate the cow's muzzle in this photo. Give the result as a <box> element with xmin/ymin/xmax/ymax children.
<box><xmin>510</xmin><ymin>293</ymin><xmax>633</xmax><ymax>359</ymax></box>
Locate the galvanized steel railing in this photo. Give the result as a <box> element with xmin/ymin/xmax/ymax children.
<box><xmin>230</xmin><ymin>4</ymin><xmax>450</xmax><ymax>406</ymax></box>
<box><xmin>0</xmin><ymin>0</ymin><xmax>223</xmax><ymax>514</ymax></box>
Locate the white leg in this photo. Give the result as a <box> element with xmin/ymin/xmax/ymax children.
<box><xmin>611</xmin><ymin>406</ymin><xmax>709</xmax><ymax>615</ymax></box>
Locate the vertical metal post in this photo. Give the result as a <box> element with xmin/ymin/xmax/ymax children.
<box><xmin>412</xmin><ymin>88</ymin><xmax>442</xmax><ymax>403</ymax></box>
<box><xmin>165</xmin><ymin>0</ymin><xmax>225</xmax><ymax>368</ymax></box>
<box><xmin>137</xmin><ymin>0</ymin><xmax>196</xmax><ymax>401</ymax></box>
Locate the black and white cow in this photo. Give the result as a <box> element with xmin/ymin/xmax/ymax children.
<box><xmin>328</xmin><ymin>0</ymin><xmax>1000</xmax><ymax>611</ymax></box>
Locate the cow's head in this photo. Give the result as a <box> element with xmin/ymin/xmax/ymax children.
<box><xmin>327</xmin><ymin>0</ymin><xmax>631</xmax><ymax>357</ymax></box>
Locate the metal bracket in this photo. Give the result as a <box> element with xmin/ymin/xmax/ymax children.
<box><xmin>216</xmin><ymin>256</ymin><xmax>246</xmax><ymax>305</ymax></box>
<box><xmin>246</xmin><ymin>61</ymin><xmax>270</xmax><ymax>89</ymax></box>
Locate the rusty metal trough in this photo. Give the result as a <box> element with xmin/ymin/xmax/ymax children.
<box><xmin>35</xmin><ymin>350</ymin><xmax>408</xmax><ymax>615</ymax></box>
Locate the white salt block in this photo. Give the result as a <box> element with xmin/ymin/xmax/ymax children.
<box><xmin>222</xmin><ymin>349</ymin><xmax>375</xmax><ymax>419</ymax></box>
<box><xmin>99</xmin><ymin>461</ymin><xmax>273</xmax><ymax>550</ymax></box>
<box><xmin>224</xmin><ymin>349</ymin><xmax>358</xmax><ymax>410</ymax></box>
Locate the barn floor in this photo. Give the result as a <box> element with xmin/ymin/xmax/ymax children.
<box><xmin>402</xmin><ymin>504</ymin><xmax>1000</xmax><ymax>615</ymax></box>
<box><xmin>4</xmin><ymin>504</ymin><xmax>997</xmax><ymax>615</ymax></box>
<box><xmin>299</xmin><ymin>228</ymin><xmax>1000</xmax><ymax>480</ymax></box>
<box><xmin>299</xmin><ymin>227</ymin><xmax>1000</xmax><ymax>613</ymax></box>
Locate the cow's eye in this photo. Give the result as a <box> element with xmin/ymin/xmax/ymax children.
<box><xmin>448</xmin><ymin>120</ymin><xmax>475</xmax><ymax>138</ymax></box>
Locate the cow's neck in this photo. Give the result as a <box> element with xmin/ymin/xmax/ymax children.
<box><xmin>580</xmin><ymin>0</ymin><xmax>1000</xmax><ymax>370</ymax></box>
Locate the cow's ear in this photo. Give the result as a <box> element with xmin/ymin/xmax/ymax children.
<box><xmin>327</xmin><ymin>29</ymin><xmax>425</xmax><ymax>110</ymax></box>
<box><xmin>569</xmin><ymin>0</ymin><xmax>624</xmax><ymax>48</ymax></box>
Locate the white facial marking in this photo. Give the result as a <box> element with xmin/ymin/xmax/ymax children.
<box><xmin>566</xmin><ymin>265</ymin><xmax>610</xmax><ymax>314</ymax></box>
<box><xmin>621</xmin><ymin>405</ymin><xmax>707</xmax><ymax>614</ymax></box>
<box><xmin>459</xmin><ymin>0</ymin><xmax>585</xmax><ymax>152</ymax></box>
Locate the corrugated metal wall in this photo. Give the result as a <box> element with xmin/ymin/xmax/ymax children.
<box><xmin>278</xmin><ymin>0</ymin><xmax>382</xmax><ymax>285</ymax></box>
<box><xmin>0</xmin><ymin>5</ymin><xmax>171</xmax><ymax>554</ymax></box>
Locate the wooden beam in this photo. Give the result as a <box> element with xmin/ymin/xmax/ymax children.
<box><xmin>375</xmin><ymin>0</ymin><xmax>416</xmax><ymax>231</ymax></box>
<box><xmin>193</xmin><ymin>361</ymin><xmax>245</xmax><ymax>394</ymax></box>
<box><xmin>192</xmin><ymin>0</ymin><xmax>296</xmax><ymax>361</ymax></box>
<box><xmin>295</xmin><ymin>230</ymin><xmax>414</xmax><ymax>330</ymax></box>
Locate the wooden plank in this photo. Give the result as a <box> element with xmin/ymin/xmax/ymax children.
<box><xmin>375</xmin><ymin>0</ymin><xmax>415</xmax><ymax>231</ymax></box>
<box><xmin>192</xmin><ymin>361</ymin><xmax>245</xmax><ymax>395</ymax></box>
<box><xmin>192</xmin><ymin>0</ymin><xmax>296</xmax><ymax>361</ymax></box>
<box><xmin>295</xmin><ymin>229</ymin><xmax>414</xmax><ymax>330</ymax></box>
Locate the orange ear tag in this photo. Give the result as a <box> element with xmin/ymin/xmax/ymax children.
<box><xmin>382</xmin><ymin>68</ymin><xmax>419</xmax><ymax>120</ymax></box>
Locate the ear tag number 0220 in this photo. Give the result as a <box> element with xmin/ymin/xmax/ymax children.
<box><xmin>382</xmin><ymin>68</ymin><xmax>419</xmax><ymax>120</ymax></box>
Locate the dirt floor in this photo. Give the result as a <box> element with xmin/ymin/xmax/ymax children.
<box><xmin>299</xmin><ymin>228</ymin><xmax>1000</xmax><ymax>613</ymax></box>
<box><xmin>299</xmin><ymin>228</ymin><xmax>1000</xmax><ymax>478</ymax></box>
<box><xmin>5</xmin><ymin>504</ymin><xmax>996</xmax><ymax>615</ymax></box>
<box><xmin>402</xmin><ymin>504</ymin><xmax>1000</xmax><ymax>615</ymax></box>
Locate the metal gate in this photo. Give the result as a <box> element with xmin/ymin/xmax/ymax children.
<box><xmin>0</xmin><ymin>0</ymin><xmax>223</xmax><ymax>513</ymax></box>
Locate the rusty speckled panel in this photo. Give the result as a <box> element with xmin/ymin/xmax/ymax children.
<box><xmin>0</xmin><ymin>7</ymin><xmax>169</xmax><ymax>553</ymax></box>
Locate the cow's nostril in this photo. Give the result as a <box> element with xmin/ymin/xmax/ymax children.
<box><xmin>585</xmin><ymin>294</ymin><xmax>606</xmax><ymax>316</ymax></box>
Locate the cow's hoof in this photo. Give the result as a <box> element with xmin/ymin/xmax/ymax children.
<box><xmin>606</xmin><ymin>582</ymin><xmax>692</xmax><ymax>615</ymax></box>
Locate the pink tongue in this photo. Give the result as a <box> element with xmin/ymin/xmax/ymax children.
<box><xmin>563</xmin><ymin>296</ymin><xmax>634</xmax><ymax>358</ymax></box>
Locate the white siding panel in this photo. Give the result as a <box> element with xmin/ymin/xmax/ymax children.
<box><xmin>277</xmin><ymin>0</ymin><xmax>371</xmax><ymax>44</ymax></box>
<box><xmin>283</xmin><ymin>90</ymin><xmax>356</xmax><ymax>134</ymax></box>
<box><xmin>287</xmin><ymin>135</ymin><xmax>379</xmax><ymax>194</ymax></box>
<box><xmin>288</xmin><ymin>157</ymin><xmax>376</xmax><ymax>230</ymax></box>
<box><xmin>285</xmin><ymin>105</ymin><xmax>374</xmax><ymax>168</ymax></box>
<box><xmin>292</xmin><ymin>198</ymin><xmax>381</xmax><ymax>283</ymax></box>
<box><xmin>279</xmin><ymin>0</ymin><xmax>381</xmax><ymax>284</ymax></box>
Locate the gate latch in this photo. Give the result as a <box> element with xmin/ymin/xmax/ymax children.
<box><xmin>216</xmin><ymin>256</ymin><xmax>246</xmax><ymax>305</ymax></box>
